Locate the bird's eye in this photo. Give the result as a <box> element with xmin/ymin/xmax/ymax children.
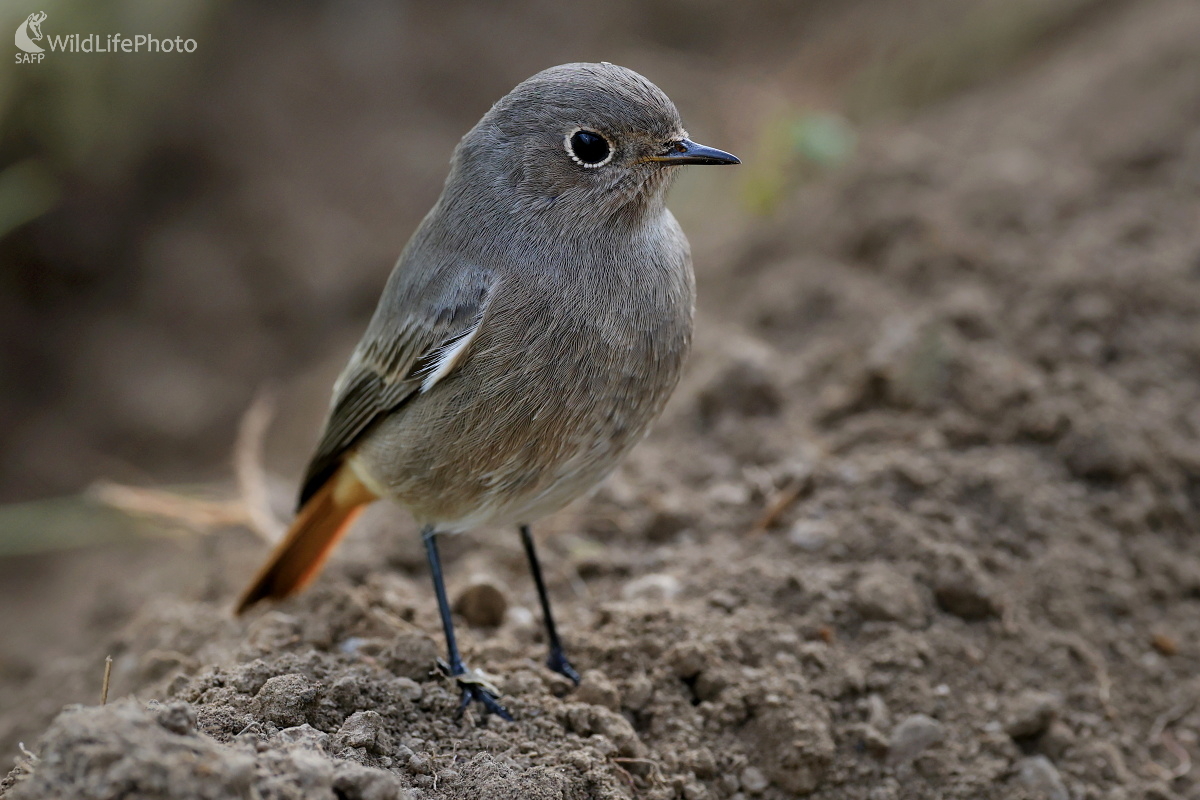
<box><xmin>566</xmin><ymin>129</ymin><xmax>613</xmax><ymax>167</ymax></box>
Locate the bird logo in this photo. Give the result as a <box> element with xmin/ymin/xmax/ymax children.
<box><xmin>15</xmin><ymin>11</ymin><xmax>46</xmax><ymax>54</ymax></box>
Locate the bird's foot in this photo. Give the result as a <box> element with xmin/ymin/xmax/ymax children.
<box><xmin>457</xmin><ymin>678</ymin><xmax>512</xmax><ymax>721</ymax></box>
<box><xmin>438</xmin><ymin>659</ymin><xmax>512</xmax><ymax>721</ymax></box>
<box><xmin>547</xmin><ymin>646</ymin><xmax>581</xmax><ymax>685</ymax></box>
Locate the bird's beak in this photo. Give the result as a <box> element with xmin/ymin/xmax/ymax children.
<box><xmin>646</xmin><ymin>138</ymin><xmax>740</xmax><ymax>166</ymax></box>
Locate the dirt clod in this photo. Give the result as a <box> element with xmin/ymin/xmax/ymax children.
<box><xmin>252</xmin><ymin>674</ymin><xmax>321</xmax><ymax>729</ymax></box>
<box><xmin>154</xmin><ymin>701</ymin><xmax>198</xmax><ymax>736</ymax></box>
<box><xmin>745</xmin><ymin>696</ymin><xmax>834</xmax><ymax>794</ymax></box>
<box><xmin>697</xmin><ymin>356</ymin><xmax>784</xmax><ymax>425</ymax></box>
<box><xmin>1014</xmin><ymin>755</ymin><xmax>1069</xmax><ymax>800</ymax></box>
<box><xmin>7</xmin><ymin>701</ymin><xmax>257</xmax><ymax>800</ymax></box>
<box><xmin>334</xmin><ymin>710</ymin><xmax>383</xmax><ymax>751</ymax></box>
<box><xmin>573</xmin><ymin>670</ymin><xmax>621</xmax><ymax>710</ymax></box>
<box><xmin>452</xmin><ymin>577</ymin><xmax>509</xmax><ymax>628</ymax></box>
<box><xmin>887</xmin><ymin>714</ymin><xmax>946</xmax><ymax>766</ymax></box>
<box><xmin>1004</xmin><ymin>691</ymin><xmax>1061</xmax><ymax>740</ymax></box>
<box><xmin>932</xmin><ymin>566</ymin><xmax>1001</xmax><ymax>621</ymax></box>
<box><xmin>332</xmin><ymin>761</ymin><xmax>409</xmax><ymax>800</ymax></box>
<box><xmin>380</xmin><ymin>633</ymin><xmax>440</xmax><ymax>682</ymax></box>
<box><xmin>852</xmin><ymin>565</ymin><xmax>927</xmax><ymax>626</ymax></box>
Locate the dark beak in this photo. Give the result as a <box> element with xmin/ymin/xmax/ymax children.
<box><xmin>648</xmin><ymin>138</ymin><xmax>740</xmax><ymax>166</ymax></box>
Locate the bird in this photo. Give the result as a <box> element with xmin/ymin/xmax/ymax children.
<box><xmin>235</xmin><ymin>62</ymin><xmax>739</xmax><ymax>719</ymax></box>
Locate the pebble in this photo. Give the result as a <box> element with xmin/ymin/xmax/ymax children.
<box><xmin>452</xmin><ymin>575</ymin><xmax>509</xmax><ymax>627</ymax></box>
<box><xmin>1004</xmin><ymin>690</ymin><xmax>1060</xmax><ymax>739</ymax></box>
<box><xmin>933</xmin><ymin>568</ymin><xmax>1001</xmax><ymax>620</ymax></box>
<box><xmin>506</xmin><ymin>604</ymin><xmax>536</xmax><ymax>631</ymax></box>
<box><xmin>866</xmin><ymin>693</ymin><xmax>891</xmax><ymax>728</ymax></box>
<box><xmin>1014</xmin><ymin>755</ymin><xmax>1069</xmax><ymax>800</ymax></box>
<box><xmin>708</xmin><ymin>481</ymin><xmax>752</xmax><ymax>506</ymax></box>
<box><xmin>887</xmin><ymin>714</ymin><xmax>945</xmax><ymax>765</ymax></box>
<box><xmin>621</xmin><ymin>572</ymin><xmax>682</xmax><ymax>602</ymax></box>
<box><xmin>858</xmin><ymin>724</ymin><xmax>890</xmax><ymax>758</ymax></box>
<box><xmin>787</xmin><ymin>519</ymin><xmax>831</xmax><ymax>552</ymax></box>
<box><xmin>687</xmin><ymin>747</ymin><xmax>717</xmax><ymax>778</ymax></box>
<box><xmin>740</xmin><ymin>766</ymin><xmax>769</xmax><ymax>794</ymax></box>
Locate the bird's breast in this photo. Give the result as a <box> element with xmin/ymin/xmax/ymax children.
<box><xmin>355</xmin><ymin>238</ymin><xmax>694</xmax><ymax>528</ymax></box>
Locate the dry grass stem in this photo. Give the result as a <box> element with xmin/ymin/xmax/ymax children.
<box><xmin>100</xmin><ymin>655</ymin><xmax>112</xmax><ymax>705</ymax></box>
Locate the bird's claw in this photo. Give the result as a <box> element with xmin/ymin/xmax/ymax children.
<box><xmin>457</xmin><ymin>680</ymin><xmax>513</xmax><ymax>721</ymax></box>
<box><xmin>438</xmin><ymin>660</ymin><xmax>512</xmax><ymax>721</ymax></box>
<box><xmin>547</xmin><ymin>647</ymin><xmax>581</xmax><ymax>685</ymax></box>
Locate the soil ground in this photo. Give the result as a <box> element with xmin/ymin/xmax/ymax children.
<box><xmin>4</xmin><ymin>0</ymin><xmax>1200</xmax><ymax>798</ymax></box>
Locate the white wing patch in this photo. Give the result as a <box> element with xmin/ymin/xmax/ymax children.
<box><xmin>418</xmin><ymin>321</ymin><xmax>483</xmax><ymax>394</ymax></box>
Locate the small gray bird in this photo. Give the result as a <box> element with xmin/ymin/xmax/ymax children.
<box><xmin>236</xmin><ymin>62</ymin><xmax>738</xmax><ymax>718</ymax></box>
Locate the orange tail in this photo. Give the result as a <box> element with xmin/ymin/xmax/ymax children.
<box><xmin>235</xmin><ymin>465</ymin><xmax>377</xmax><ymax>614</ymax></box>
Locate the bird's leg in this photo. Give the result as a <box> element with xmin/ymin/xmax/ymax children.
<box><xmin>422</xmin><ymin>526</ymin><xmax>511</xmax><ymax>720</ymax></box>
<box><xmin>519</xmin><ymin>524</ymin><xmax>581</xmax><ymax>684</ymax></box>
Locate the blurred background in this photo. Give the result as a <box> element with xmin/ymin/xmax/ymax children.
<box><xmin>0</xmin><ymin>0</ymin><xmax>1113</xmax><ymax>506</ymax></box>
<box><xmin>2</xmin><ymin>0</ymin><xmax>1184</xmax><ymax>767</ymax></box>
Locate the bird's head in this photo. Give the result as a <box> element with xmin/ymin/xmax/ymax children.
<box><xmin>448</xmin><ymin>62</ymin><xmax>738</xmax><ymax>232</ymax></box>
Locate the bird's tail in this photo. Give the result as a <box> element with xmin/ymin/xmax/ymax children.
<box><xmin>235</xmin><ymin>464</ymin><xmax>377</xmax><ymax>614</ymax></box>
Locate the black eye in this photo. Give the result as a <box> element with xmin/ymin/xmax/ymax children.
<box><xmin>567</xmin><ymin>129</ymin><xmax>612</xmax><ymax>167</ymax></box>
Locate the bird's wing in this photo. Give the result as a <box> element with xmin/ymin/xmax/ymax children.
<box><xmin>297</xmin><ymin>262</ymin><xmax>498</xmax><ymax>509</ymax></box>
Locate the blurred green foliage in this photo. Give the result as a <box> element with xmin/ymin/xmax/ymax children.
<box><xmin>742</xmin><ymin>110</ymin><xmax>857</xmax><ymax>215</ymax></box>
<box><xmin>0</xmin><ymin>495</ymin><xmax>161</xmax><ymax>555</ymax></box>
<box><xmin>0</xmin><ymin>480</ymin><xmax>246</xmax><ymax>555</ymax></box>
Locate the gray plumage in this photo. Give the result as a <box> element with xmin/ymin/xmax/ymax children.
<box><xmin>301</xmin><ymin>61</ymin><xmax>726</xmax><ymax>532</ymax></box>
<box><xmin>237</xmin><ymin>63</ymin><xmax>737</xmax><ymax>713</ymax></box>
